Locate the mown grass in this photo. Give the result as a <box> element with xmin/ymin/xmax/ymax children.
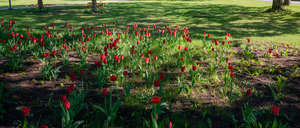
<box><xmin>0</xmin><ymin>0</ymin><xmax>300</xmax><ymax>47</ymax></box>
<box><xmin>0</xmin><ymin>0</ymin><xmax>89</xmax><ymax>8</ymax></box>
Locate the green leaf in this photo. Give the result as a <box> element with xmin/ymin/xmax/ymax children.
<box><xmin>93</xmin><ymin>104</ymin><xmax>107</xmax><ymax>116</ymax></box>
<box><xmin>111</xmin><ymin>99</ymin><xmax>121</xmax><ymax>113</ymax></box>
<box><xmin>272</xmin><ymin>118</ymin><xmax>278</xmax><ymax>128</ymax></box>
<box><xmin>72</xmin><ymin>120</ymin><xmax>84</xmax><ymax>128</ymax></box>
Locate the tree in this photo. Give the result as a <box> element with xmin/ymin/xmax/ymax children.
<box><xmin>283</xmin><ymin>0</ymin><xmax>290</xmax><ymax>6</ymax></box>
<box><xmin>38</xmin><ymin>0</ymin><xmax>44</xmax><ymax>11</ymax></box>
<box><xmin>8</xmin><ymin>0</ymin><xmax>12</xmax><ymax>9</ymax></box>
<box><xmin>92</xmin><ymin>0</ymin><xmax>97</xmax><ymax>12</ymax></box>
<box><xmin>272</xmin><ymin>0</ymin><xmax>284</xmax><ymax>10</ymax></box>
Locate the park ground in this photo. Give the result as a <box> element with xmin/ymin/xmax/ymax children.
<box><xmin>0</xmin><ymin>0</ymin><xmax>300</xmax><ymax>47</ymax></box>
<box><xmin>1</xmin><ymin>0</ymin><xmax>300</xmax><ymax>127</ymax></box>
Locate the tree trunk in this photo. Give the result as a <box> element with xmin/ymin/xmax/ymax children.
<box><xmin>38</xmin><ymin>0</ymin><xmax>44</xmax><ymax>11</ymax></box>
<box><xmin>283</xmin><ymin>0</ymin><xmax>290</xmax><ymax>6</ymax></box>
<box><xmin>272</xmin><ymin>0</ymin><xmax>283</xmax><ymax>10</ymax></box>
<box><xmin>9</xmin><ymin>0</ymin><xmax>12</xmax><ymax>9</ymax></box>
<box><xmin>92</xmin><ymin>0</ymin><xmax>97</xmax><ymax>12</ymax></box>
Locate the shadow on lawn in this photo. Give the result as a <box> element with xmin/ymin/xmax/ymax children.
<box><xmin>0</xmin><ymin>2</ymin><xmax>299</xmax><ymax>41</ymax></box>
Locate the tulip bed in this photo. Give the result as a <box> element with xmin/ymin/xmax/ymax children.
<box><xmin>0</xmin><ymin>18</ymin><xmax>300</xmax><ymax>128</ymax></box>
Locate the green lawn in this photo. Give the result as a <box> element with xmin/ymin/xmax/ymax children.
<box><xmin>0</xmin><ymin>0</ymin><xmax>89</xmax><ymax>8</ymax></box>
<box><xmin>1</xmin><ymin>0</ymin><xmax>300</xmax><ymax>47</ymax></box>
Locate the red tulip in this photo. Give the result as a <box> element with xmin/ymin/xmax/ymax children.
<box><xmin>214</xmin><ymin>40</ymin><xmax>219</xmax><ymax>45</ymax></box>
<box><xmin>43</xmin><ymin>52</ymin><xmax>50</xmax><ymax>58</ymax></box>
<box><xmin>137</xmin><ymin>40</ymin><xmax>140</xmax><ymax>45</ymax></box>
<box><xmin>95</xmin><ymin>61</ymin><xmax>101</xmax><ymax>67</ymax></box>
<box><xmin>268</xmin><ymin>49</ymin><xmax>273</xmax><ymax>54</ymax></box>
<box><xmin>247</xmin><ymin>38</ymin><xmax>251</xmax><ymax>43</ymax></box>
<box><xmin>169</xmin><ymin>121</ymin><xmax>172</xmax><ymax>128</ymax></box>
<box><xmin>140</xmin><ymin>35</ymin><xmax>143</xmax><ymax>40</ymax></box>
<box><xmin>120</xmin><ymin>55</ymin><xmax>124</xmax><ymax>60</ymax></box>
<box><xmin>64</xmin><ymin>100</ymin><xmax>70</xmax><ymax>110</ymax></box>
<box><xmin>275</xmin><ymin>53</ymin><xmax>280</xmax><ymax>58</ymax></box>
<box><xmin>123</xmin><ymin>70</ymin><xmax>128</xmax><ymax>76</ymax></box>
<box><xmin>203</xmin><ymin>32</ymin><xmax>206</xmax><ymax>36</ymax></box>
<box><xmin>70</xmin><ymin>72</ymin><xmax>76</xmax><ymax>81</ymax></box>
<box><xmin>152</xmin><ymin>96</ymin><xmax>161</xmax><ymax>103</ymax></box>
<box><xmin>81</xmin><ymin>41</ymin><xmax>85</xmax><ymax>45</ymax></box>
<box><xmin>61</xmin><ymin>95</ymin><xmax>67</xmax><ymax>102</ymax></box>
<box><xmin>154</xmin><ymin>80</ymin><xmax>160</xmax><ymax>87</ymax></box>
<box><xmin>114</xmin><ymin>55</ymin><xmax>119</xmax><ymax>61</ymax></box>
<box><xmin>160</xmin><ymin>73</ymin><xmax>164</xmax><ymax>80</ymax></box>
<box><xmin>178</xmin><ymin>45</ymin><xmax>181</xmax><ymax>50</ymax></box>
<box><xmin>172</xmin><ymin>31</ymin><xmax>176</xmax><ymax>36</ymax></box>
<box><xmin>154</xmin><ymin>56</ymin><xmax>158</xmax><ymax>61</ymax></box>
<box><xmin>80</xmin><ymin>69</ymin><xmax>85</xmax><ymax>75</ymax></box>
<box><xmin>10</xmin><ymin>45</ymin><xmax>17</xmax><ymax>52</ymax></box>
<box><xmin>208</xmin><ymin>33</ymin><xmax>211</xmax><ymax>38</ymax></box>
<box><xmin>225</xmin><ymin>36</ymin><xmax>228</xmax><ymax>40</ymax></box>
<box><xmin>145</xmin><ymin>57</ymin><xmax>150</xmax><ymax>63</ymax></box>
<box><xmin>131</xmin><ymin>49</ymin><xmax>135</xmax><ymax>54</ymax></box>
<box><xmin>246</xmin><ymin>89</ymin><xmax>252</xmax><ymax>96</ymax></box>
<box><xmin>212</xmin><ymin>48</ymin><xmax>215</xmax><ymax>51</ymax></box>
<box><xmin>228</xmin><ymin>65</ymin><xmax>233</xmax><ymax>70</ymax></box>
<box><xmin>148</xmin><ymin>50</ymin><xmax>153</xmax><ymax>55</ymax></box>
<box><xmin>227</xmin><ymin>33</ymin><xmax>231</xmax><ymax>37</ymax></box>
<box><xmin>19</xmin><ymin>34</ymin><xmax>24</xmax><ymax>39</ymax></box>
<box><xmin>192</xmin><ymin>65</ymin><xmax>197</xmax><ymax>71</ymax></box>
<box><xmin>41</xmin><ymin>124</ymin><xmax>48</xmax><ymax>128</ymax></box>
<box><xmin>52</xmin><ymin>50</ymin><xmax>57</xmax><ymax>56</ymax></box>
<box><xmin>140</xmin><ymin>53</ymin><xmax>145</xmax><ymax>58</ymax></box>
<box><xmin>103</xmin><ymin>58</ymin><xmax>107</xmax><ymax>64</ymax></box>
<box><xmin>110</xmin><ymin>75</ymin><xmax>117</xmax><ymax>82</ymax></box>
<box><xmin>181</xmin><ymin>66</ymin><xmax>186</xmax><ymax>72</ymax></box>
<box><xmin>180</xmin><ymin>57</ymin><xmax>184</xmax><ymax>61</ymax></box>
<box><xmin>67</xmin><ymin>84</ymin><xmax>74</xmax><ymax>94</ymax></box>
<box><xmin>272</xmin><ymin>105</ymin><xmax>279</xmax><ymax>115</ymax></box>
<box><xmin>22</xmin><ymin>107</ymin><xmax>30</xmax><ymax>116</ymax></box>
<box><xmin>102</xmin><ymin>88</ymin><xmax>108</xmax><ymax>96</ymax></box>
<box><xmin>229</xmin><ymin>72</ymin><xmax>235</xmax><ymax>78</ymax></box>
<box><xmin>101</xmin><ymin>54</ymin><xmax>106</xmax><ymax>61</ymax></box>
<box><xmin>184</xmin><ymin>46</ymin><xmax>188</xmax><ymax>51</ymax></box>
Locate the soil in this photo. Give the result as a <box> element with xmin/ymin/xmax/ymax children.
<box><xmin>1</xmin><ymin>47</ymin><xmax>300</xmax><ymax>127</ymax></box>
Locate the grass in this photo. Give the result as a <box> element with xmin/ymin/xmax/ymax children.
<box><xmin>0</xmin><ymin>0</ymin><xmax>300</xmax><ymax>47</ymax></box>
<box><xmin>0</xmin><ymin>0</ymin><xmax>89</xmax><ymax>8</ymax></box>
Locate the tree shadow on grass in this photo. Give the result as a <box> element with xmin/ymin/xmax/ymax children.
<box><xmin>0</xmin><ymin>2</ymin><xmax>299</xmax><ymax>42</ymax></box>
